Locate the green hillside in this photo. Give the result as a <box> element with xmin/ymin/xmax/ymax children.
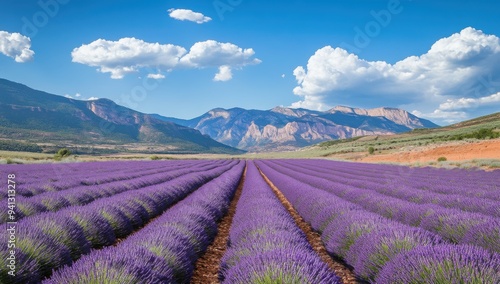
<box><xmin>313</xmin><ymin>112</ymin><xmax>500</xmax><ymax>156</ymax></box>
<box><xmin>0</xmin><ymin>79</ymin><xmax>244</xmax><ymax>155</ymax></box>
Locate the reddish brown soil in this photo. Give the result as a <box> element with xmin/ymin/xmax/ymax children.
<box><xmin>360</xmin><ymin>139</ymin><xmax>500</xmax><ymax>164</ymax></box>
<box><xmin>258</xmin><ymin>168</ymin><xmax>361</xmax><ymax>284</ymax></box>
<box><xmin>190</xmin><ymin>167</ymin><xmax>246</xmax><ymax>284</ymax></box>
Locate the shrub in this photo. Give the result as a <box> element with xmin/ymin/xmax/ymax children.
<box><xmin>150</xmin><ymin>155</ymin><xmax>161</xmax><ymax>160</ymax></box>
<box><xmin>437</xmin><ymin>157</ymin><xmax>447</xmax><ymax>162</ymax></box>
<box><xmin>54</xmin><ymin>148</ymin><xmax>71</xmax><ymax>160</ymax></box>
<box><xmin>5</xmin><ymin>158</ymin><xmax>22</xmax><ymax>164</ymax></box>
<box><xmin>368</xmin><ymin>147</ymin><xmax>375</xmax><ymax>155</ymax></box>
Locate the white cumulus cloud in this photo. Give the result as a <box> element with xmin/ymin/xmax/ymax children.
<box><xmin>413</xmin><ymin>92</ymin><xmax>500</xmax><ymax>124</ymax></box>
<box><xmin>180</xmin><ymin>40</ymin><xmax>261</xmax><ymax>68</ymax></box>
<box><xmin>412</xmin><ymin>109</ymin><xmax>468</xmax><ymax>124</ymax></box>
<box><xmin>214</xmin><ymin>65</ymin><xmax>232</xmax><ymax>81</ymax></box>
<box><xmin>0</xmin><ymin>31</ymin><xmax>34</xmax><ymax>62</ymax></box>
<box><xmin>180</xmin><ymin>40</ymin><xmax>261</xmax><ymax>80</ymax></box>
<box><xmin>292</xmin><ymin>27</ymin><xmax>500</xmax><ymax>122</ymax></box>
<box><xmin>87</xmin><ymin>97</ymin><xmax>99</xmax><ymax>101</ymax></box>
<box><xmin>438</xmin><ymin>92</ymin><xmax>500</xmax><ymax>111</ymax></box>
<box><xmin>71</xmin><ymin>38</ymin><xmax>260</xmax><ymax>81</ymax></box>
<box><xmin>147</xmin><ymin>73</ymin><xmax>165</xmax><ymax>79</ymax></box>
<box><xmin>168</xmin><ymin>8</ymin><xmax>212</xmax><ymax>24</ymax></box>
<box><xmin>71</xmin><ymin>38</ymin><xmax>187</xmax><ymax>79</ymax></box>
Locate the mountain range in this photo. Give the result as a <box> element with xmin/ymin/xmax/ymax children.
<box><xmin>156</xmin><ymin>106</ymin><xmax>438</xmax><ymax>151</ymax></box>
<box><xmin>0</xmin><ymin>78</ymin><xmax>438</xmax><ymax>153</ymax></box>
<box><xmin>0</xmin><ymin>79</ymin><xmax>242</xmax><ymax>154</ymax></box>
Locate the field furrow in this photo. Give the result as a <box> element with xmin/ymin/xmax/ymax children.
<box><xmin>191</xmin><ymin>164</ymin><xmax>246</xmax><ymax>284</ymax></box>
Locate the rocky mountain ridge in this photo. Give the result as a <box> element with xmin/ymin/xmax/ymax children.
<box><xmin>156</xmin><ymin>106</ymin><xmax>438</xmax><ymax>152</ymax></box>
<box><xmin>0</xmin><ymin>78</ymin><xmax>243</xmax><ymax>154</ymax></box>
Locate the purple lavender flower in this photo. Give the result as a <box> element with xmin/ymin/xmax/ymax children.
<box><xmin>10</xmin><ymin>225</ymin><xmax>72</xmax><ymax>277</ymax></box>
<box><xmin>0</xmin><ymin>247</ymin><xmax>40</xmax><ymax>284</ymax></box>
<box><xmin>68</xmin><ymin>208</ymin><xmax>116</xmax><ymax>248</ymax></box>
<box><xmin>29</xmin><ymin>212</ymin><xmax>91</xmax><ymax>260</ymax></box>
<box><xmin>376</xmin><ymin>244</ymin><xmax>500</xmax><ymax>284</ymax></box>
<box><xmin>322</xmin><ymin>211</ymin><xmax>393</xmax><ymax>259</ymax></box>
<box><xmin>347</xmin><ymin>226</ymin><xmax>444</xmax><ymax>281</ymax></box>
<box><xmin>45</xmin><ymin>161</ymin><xmax>244</xmax><ymax>284</ymax></box>
<box><xmin>223</xmin><ymin>249</ymin><xmax>341</xmax><ymax>284</ymax></box>
<box><xmin>44</xmin><ymin>247</ymin><xmax>172</xmax><ymax>284</ymax></box>
<box><xmin>220</xmin><ymin>162</ymin><xmax>341</xmax><ymax>283</ymax></box>
<box><xmin>461</xmin><ymin>219</ymin><xmax>500</xmax><ymax>253</ymax></box>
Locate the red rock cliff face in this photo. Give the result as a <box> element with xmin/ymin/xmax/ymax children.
<box><xmin>330</xmin><ymin>106</ymin><xmax>428</xmax><ymax>129</ymax></box>
<box><xmin>87</xmin><ymin>100</ymin><xmax>144</xmax><ymax>126</ymax></box>
<box><xmin>183</xmin><ymin>106</ymin><xmax>436</xmax><ymax>152</ymax></box>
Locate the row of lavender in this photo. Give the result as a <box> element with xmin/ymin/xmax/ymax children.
<box><xmin>1</xmin><ymin>160</ymin><xmax>205</xmax><ymax>199</ymax></box>
<box><xmin>298</xmin><ymin>159</ymin><xmax>499</xmax><ymax>200</ymax></box>
<box><xmin>45</xmin><ymin>161</ymin><xmax>245</xmax><ymax>283</ymax></box>
<box><xmin>1</xmin><ymin>160</ymin><xmax>239</xmax><ymax>283</ymax></box>
<box><xmin>273</xmin><ymin>160</ymin><xmax>500</xmax><ymax>221</ymax></box>
<box><xmin>220</xmin><ymin>162</ymin><xmax>341</xmax><ymax>283</ymax></box>
<box><xmin>265</xmin><ymin>160</ymin><xmax>500</xmax><ymax>252</ymax></box>
<box><xmin>290</xmin><ymin>159</ymin><xmax>500</xmax><ymax>206</ymax></box>
<box><xmin>0</xmin><ymin>160</ymin><xmax>226</xmax><ymax>223</ymax></box>
<box><xmin>256</xmin><ymin>160</ymin><xmax>500</xmax><ymax>283</ymax></box>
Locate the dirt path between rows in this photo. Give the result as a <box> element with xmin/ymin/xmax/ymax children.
<box><xmin>258</xmin><ymin>168</ymin><xmax>361</xmax><ymax>284</ymax></box>
<box><xmin>360</xmin><ymin>139</ymin><xmax>500</xmax><ymax>164</ymax></box>
<box><xmin>191</xmin><ymin>166</ymin><xmax>246</xmax><ymax>284</ymax></box>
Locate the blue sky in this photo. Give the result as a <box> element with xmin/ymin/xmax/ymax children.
<box><xmin>1</xmin><ymin>0</ymin><xmax>499</xmax><ymax>125</ymax></box>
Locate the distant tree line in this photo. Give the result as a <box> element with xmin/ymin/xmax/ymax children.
<box><xmin>0</xmin><ymin>140</ymin><xmax>43</xmax><ymax>152</ymax></box>
<box><xmin>447</xmin><ymin>128</ymin><xmax>500</xmax><ymax>141</ymax></box>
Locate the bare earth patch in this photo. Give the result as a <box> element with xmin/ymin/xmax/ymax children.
<box><xmin>359</xmin><ymin>139</ymin><xmax>500</xmax><ymax>164</ymax></box>
<box><xmin>191</xmin><ymin>166</ymin><xmax>246</xmax><ymax>284</ymax></box>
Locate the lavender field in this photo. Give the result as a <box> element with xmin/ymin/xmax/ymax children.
<box><xmin>1</xmin><ymin>159</ymin><xmax>499</xmax><ymax>283</ymax></box>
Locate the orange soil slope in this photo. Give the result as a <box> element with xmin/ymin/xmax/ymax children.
<box><xmin>360</xmin><ymin>139</ymin><xmax>500</xmax><ymax>164</ymax></box>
